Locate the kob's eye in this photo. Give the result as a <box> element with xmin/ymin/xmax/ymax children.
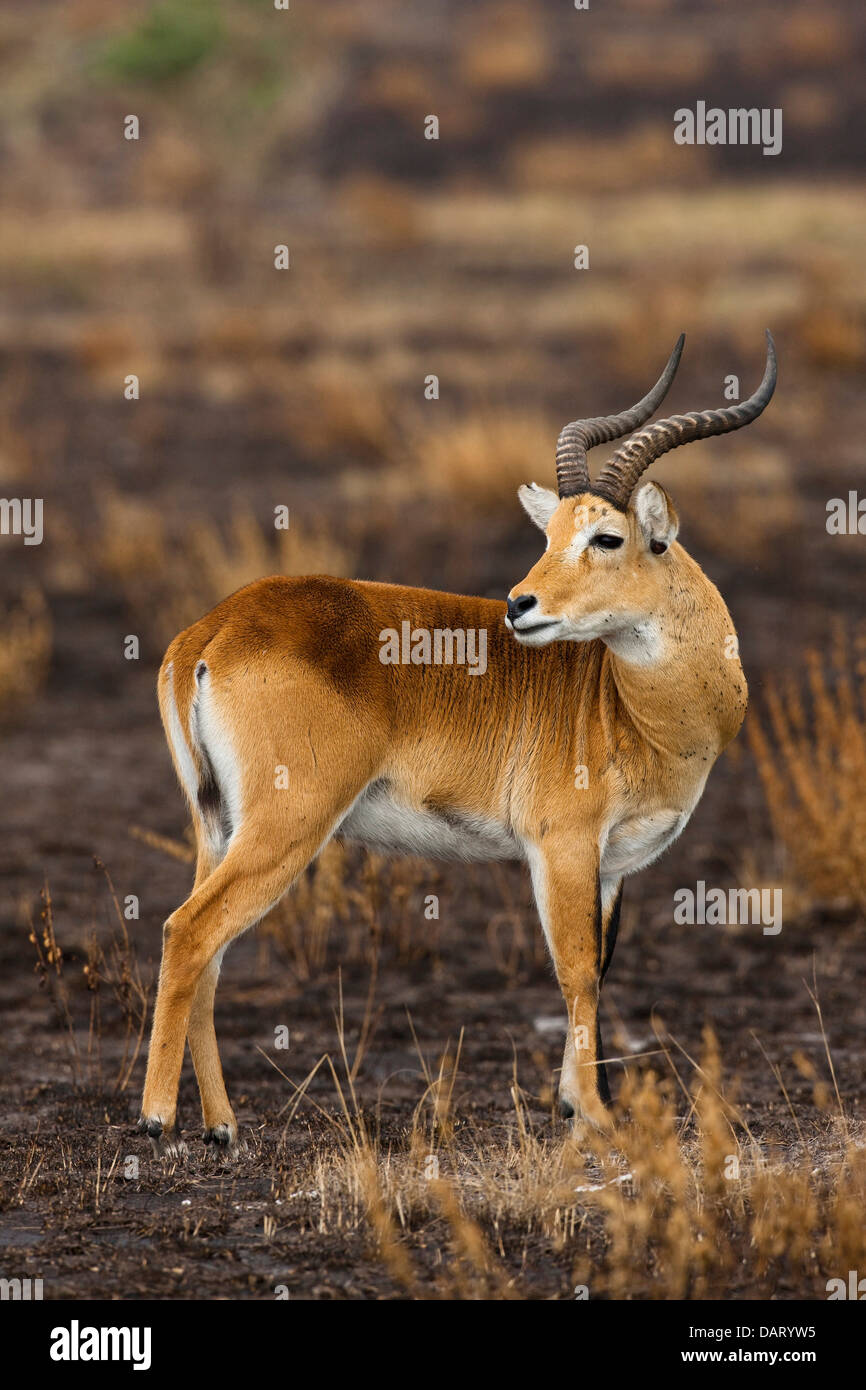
<box><xmin>592</xmin><ymin>534</ymin><xmax>624</xmax><ymax>550</ymax></box>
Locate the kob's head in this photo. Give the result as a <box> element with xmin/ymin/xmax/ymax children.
<box><xmin>506</xmin><ymin>333</ymin><xmax>776</xmax><ymax>651</ymax></box>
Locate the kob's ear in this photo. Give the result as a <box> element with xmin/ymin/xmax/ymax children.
<box><xmin>518</xmin><ymin>483</ymin><xmax>559</xmax><ymax>532</ymax></box>
<box><xmin>634</xmin><ymin>481</ymin><xmax>679</xmax><ymax>553</ymax></box>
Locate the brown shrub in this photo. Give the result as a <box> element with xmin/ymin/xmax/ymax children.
<box><xmin>748</xmin><ymin>625</ymin><xmax>866</xmax><ymax>913</ymax></box>
<box><xmin>458</xmin><ymin>4</ymin><xmax>550</xmax><ymax>92</ymax></box>
<box><xmin>96</xmin><ymin>492</ymin><xmax>353</xmax><ymax>646</ymax></box>
<box><xmin>0</xmin><ymin>588</ymin><xmax>51</xmax><ymax>714</ymax></box>
<box><xmin>409</xmin><ymin>407</ymin><xmax>554</xmax><ymax>512</ymax></box>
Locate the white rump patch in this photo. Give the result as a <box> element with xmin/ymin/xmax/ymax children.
<box><xmin>163</xmin><ymin>662</ymin><xmax>199</xmax><ymax>810</ymax></box>
<box><xmin>191</xmin><ymin>664</ymin><xmax>243</xmax><ymax>850</ymax></box>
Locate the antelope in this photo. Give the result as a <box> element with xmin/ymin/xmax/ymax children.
<box><xmin>139</xmin><ymin>332</ymin><xmax>775</xmax><ymax>1154</ymax></box>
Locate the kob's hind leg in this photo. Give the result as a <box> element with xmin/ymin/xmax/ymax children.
<box><xmin>188</xmin><ymin>951</ymin><xmax>234</xmax><ymax>1147</ymax></box>
<box><xmin>185</xmin><ymin>841</ymin><xmax>235</xmax><ymax>1148</ymax></box>
<box><xmin>139</xmin><ymin>822</ymin><xmax>329</xmax><ymax>1154</ymax></box>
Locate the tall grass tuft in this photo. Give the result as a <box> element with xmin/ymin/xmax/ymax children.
<box><xmin>0</xmin><ymin>589</ymin><xmax>51</xmax><ymax>714</ymax></box>
<box><xmin>748</xmin><ymin>624</ymin><xmax>866</xmax><ymax>914</ymax></box>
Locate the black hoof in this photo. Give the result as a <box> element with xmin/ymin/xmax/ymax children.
<box><xmin>203</xmin><ymin>1124</ymin><xmax>235</xmax><ymax>1148</ymax></box>
<box><xmin>138</xmin><ymin>1116</ymin><xmax>186</xmax><ymax>1158</ymax></box>
<box><xmin>559</xmin><ymin>1097</ymin><xmax>575</xmax><ymax>1120</ymax></box>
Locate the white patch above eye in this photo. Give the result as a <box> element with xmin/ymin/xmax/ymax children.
<box><xmin>564</xmin><ymin>512</ymin><xmax>625</xmax><ymax>559</ymax></box>
<box><xmin>564</xmin><ymin>527</ymin><xmax>592</xmax><ymax>559</ymax></box>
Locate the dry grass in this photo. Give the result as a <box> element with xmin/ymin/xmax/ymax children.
<box><xmin>258</xmin><ymin>865</ymin><xmax>866</xmax><ymax>1297</ymax></box>
<box><xmin>0</xmin><ymin>588</ymin><xmax>51</xmax><ymax>714</ymax></box>
<box><xmin>270</xmin><ymin>1016</ymin><xmax>865</xmax><ymax>1299</ymax></box>
<box><xmin>667</xmin><ymin>442</ymin><xmax>801</xmax><ymax>562</ymax></box>
<box><xmin>593</xmin><ymin>33</ymin><xmax>711</xmax><ymax>91</ymax></box>
<box><xmin>393</xmin><ymin>401</ymin><xmax>797</xmax><ymax>543</ymax></box>
<box><xmin>285</xmin><ymin>356</ymin><xmax>397</xmax><ymax>464</ymax></box>
<box><xmin>129</xmin><ymin>812</ymin><xmax>543</xmax><ymax>988</ymax></box>
<box><xmin>508</xmin><ymin>124</ymin><xmax>710</xmax><ymax>194</ymax></box>
<box><xmin>749</xmin><ymin>624</ymin><xmax>866</xmax><ymax>914</ymax></box>
<box><xmin>458</xmin><ymin>3</ymin><xmax>550</xmax><ymax>92</ymax></box>
<box><xmin>406</xmin><ymin>407</ymin><xmax>555</xmax><ymax>512</ymax></box>
<box><xmin>95</xmin><ymin>492</ymin><xmax>353</xmax><ymax>646</ymax></box>
<box><xmin>258</xmin><ymin>835</ymin><xmax>548</xmax><ymax>988</ymax></box>
<box><xmin>780</xmin><ymin>8</ymin><xmax>852</xmax><ymax>65</ymax></box>
<box><xmin>265</xmin><ymin>842</ymin><xmax>447</xmax><ymax>980</ymax></box>
<box><xmin>20</xmin><ymin>859</ymin><xmax>866</xmax><ymax>1298</ymax></box>
<box><xmin>27</xmin><ymin>868</ymin><xmax>150</xmax><ymax>1096</ymax></box>
<box><xmin>337</xmin><ymin>174</ymin><xmax>422</xmax><ymax>251</ymax></box>
<box><xmin>22</xmin><ymin>813</ymin><xmax>866</xmax><ymax>1299</ymax></box>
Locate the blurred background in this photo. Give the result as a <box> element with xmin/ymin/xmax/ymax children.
<box><xmin>2</xmin><ymin>0</ymin><xmax>864</xmax><ymax>908</ymax></box>
<box><xmin>1</xmin><ymin>0</ymin><xmax>865</xmax><ymax>1298</ymax></box>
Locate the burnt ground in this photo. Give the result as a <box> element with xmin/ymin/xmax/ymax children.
<box><xmin>1</xmin><ymin>371</ymin><xmax>865</xmax><ymax>1301</ymax></box>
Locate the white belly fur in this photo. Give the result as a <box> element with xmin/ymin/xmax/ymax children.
<box><xmin>600</xmin><ymin>808</ymin><xmax>690</xmax><ymax>878</ymax></box>
<box><xmin>338</xmin><ymin>783</ymin><xmax>691</xmax><ymax>877</ymax></box>
<box><xmin>338</xmin><ymin>781</ymin><xmax>519</xmax><ymax>863</ymax></box>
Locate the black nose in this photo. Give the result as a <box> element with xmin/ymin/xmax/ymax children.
<box><xmin>506</xmin><ymin>594</ymin><xmax>537</xmax><ymax>623</ymax></box>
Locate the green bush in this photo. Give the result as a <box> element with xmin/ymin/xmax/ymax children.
<box><xmin>99</xmin><ymin>0</ymin><xmax>224</xmax><ymax>83</ymax></box>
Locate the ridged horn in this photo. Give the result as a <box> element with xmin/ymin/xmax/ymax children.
<box><xmin>592</xmin><ymin>331</ymin><xmax>777</xmax><ymax>507</ymax></box>
<box><xmin>555</xmin><ymin>334</ymin><xmax>685</xmax><ymax>498</ymax></box>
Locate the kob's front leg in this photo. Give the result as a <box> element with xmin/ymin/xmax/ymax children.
<box><xmin>530</xmin><ymin>838</ymin><xmax>615</xmax><ymax>1132</ymax></box>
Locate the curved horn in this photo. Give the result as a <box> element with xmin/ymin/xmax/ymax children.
<box><xmin>555</xmin><ymin>334</ymin><xmax>685</xmax><ymax>498</ymax></box>
<box><xmin>593</xmin><ymin>330</ymin><xmax>777</xmax><ymax>507</ymax></box>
